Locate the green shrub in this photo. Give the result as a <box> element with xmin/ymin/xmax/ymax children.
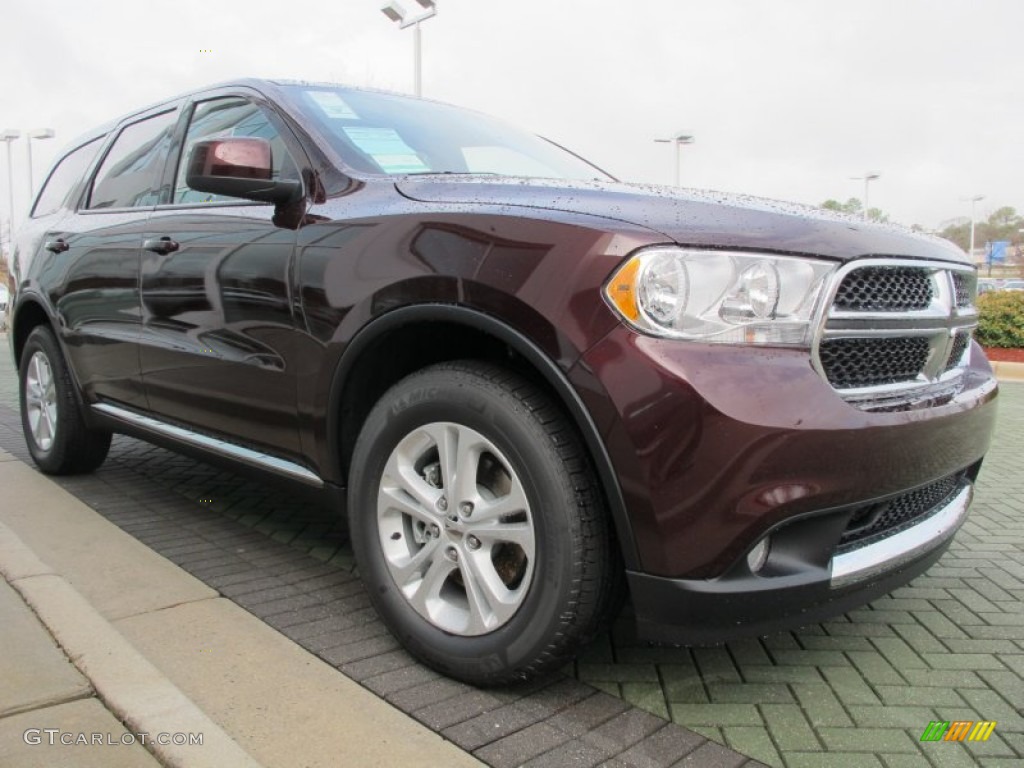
<box><xmin>976</xmin><ymin>290</ymin><xmax>1024</xmax><ymax>348</ymax></box>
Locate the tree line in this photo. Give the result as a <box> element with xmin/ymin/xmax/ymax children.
<box><xmin>934</xmin><ymin>206</ymin><xmax>1022</xmax><ymax>254</ymax></box>
<box><xmin>820</xmin><ymin>199</ymin><xmax>1023</xmax><ymax>257</ymax></box>
<box><xmin>820</xmin><ymin>197</ymin><xmax>889</xmax><ymax>223</ymax></box>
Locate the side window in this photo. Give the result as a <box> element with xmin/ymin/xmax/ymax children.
<box><xmin>32</xmin><ymin>137</ymin><xmax>104</xmax><ymax>217</ymax></box>
<box><xmin>87</xmin><ymin>110</ymin><xmax>178</xmax><ymax>210</ymax></box>
<box><xmin>173</xmin><ymin>97</ymin><xmax>299</xmax><ymax>205</ymax></box>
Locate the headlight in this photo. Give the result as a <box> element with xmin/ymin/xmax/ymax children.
<box><xmin>604</xmin><ymin>247</ymin><xmax>836</xmax><ymax>346</ymax></box>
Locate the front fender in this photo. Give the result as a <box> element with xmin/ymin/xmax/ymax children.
<box><xmin>318</xmin><ymin>302</ymin><xmax>642</xmax><ymax>570</ymax></box>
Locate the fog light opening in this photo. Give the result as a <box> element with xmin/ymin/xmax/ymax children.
<box><xmin>747</xmin><ymin>537</ymin><xmax>771</xmax><ymax>573</ymax></box>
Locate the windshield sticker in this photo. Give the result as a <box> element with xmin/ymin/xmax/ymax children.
<box><xmin>306</xmin><ymin>91</ymin><xmax>360</xmax><ymax>120</ymax></box>
<box><xmin>342</xmin><ymin>126</ymin><xmax>430</xmax><ymax>173</ymax></box>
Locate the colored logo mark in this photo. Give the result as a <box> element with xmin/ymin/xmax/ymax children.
<box><xmin>920</xmin><ymin>721</ymin><xmax>997</xmax><ymax>742</ymax></box>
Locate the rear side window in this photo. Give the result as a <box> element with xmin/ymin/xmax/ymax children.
<box><xmin>87</xmin><ymin>110</ymin><xmax>178</xmax><ymax>210</ymax></box>
<box><xmin>32</xmin><ymin>138</ymin><xmax>104</xmax><ymax>217</ymax></box>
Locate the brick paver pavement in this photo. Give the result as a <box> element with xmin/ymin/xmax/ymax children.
<box><xmin>585</xmin><ymin>382</ymin><xmax>1024</xmax><ymax>768</ymax></box>
<box><xmin>2</xmin><ymin>332</ymin><xmax>1021</xmax><ymax>767</ymax></box>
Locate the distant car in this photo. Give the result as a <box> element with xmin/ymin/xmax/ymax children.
<box><xmin>977</xmin><ymin>279</ymin><xmax>1001</xmax><ymax>295</ymax></box>
<box><xmin>1001</xmin><ymin>279</ymin><xmax>1024</xmax><ymax>291</ymax></box>
<box><xmin>6</xmin><ymin>78</ymin><xmax>999</xmax><ymax>684</ymax></box>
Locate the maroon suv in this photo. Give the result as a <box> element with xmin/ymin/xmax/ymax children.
<box><xmin>8</xmin><ymin>79</ymin><xmax>997</xmax><ymax>684</ymax></box>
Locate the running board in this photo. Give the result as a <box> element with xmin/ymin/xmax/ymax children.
<box><xmin>92</xmin><ymin>403</ymin><xmax>323</xmax><ymax>488</ymax></box>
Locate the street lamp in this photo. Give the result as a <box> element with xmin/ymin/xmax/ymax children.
<box><xmin>654</xmin><ymin>132</ymin><xmax>695</xmax><ymax>187</ymax></box>
<box><xmin>381</xmin><ymin>0</ymin><xmax>438</xmax><ymax>97</ymax></box>
<box><xmin>850</xmin><ymin>172</ymin><xmax>880</xmax><ymax>220</ymax></box>
<box><xmin>26</xmin><ymin>128</ymin><xmax>55</xmax><ymax>200</ymax></box>
<box><xmin>961</xmin><ymin>194</ymin><xmax>985</xmax><ymax>261</ymax></box>
<box><xmin>1</xmin><ymin>129</ymin><xmax>19</xmax><ymax>255</ymax></box>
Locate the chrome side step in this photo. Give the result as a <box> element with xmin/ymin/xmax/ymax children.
<box><xmin>92</xmin><ymin>403</ymin><xmax>323</xmax><ymax>488</ymax></box>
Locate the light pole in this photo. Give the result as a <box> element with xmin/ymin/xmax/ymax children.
<box><xmin>850</xmin><ymin>172</ymin><xmax>880</xmax><ymax>220</ymax></box>
<box><xmin>26</xmin><ymin>128</ymin><xmax>55</xmax><ymax>200</ymax></box>
<box><xmin>654</xmin><ymin>132</ymin><xmax>695</xmax><ymax>187</ymax></box>
<box><xmin>1</xmin><ymin>129</ymin><xmax>19</xmax><ymax>259</ymax></box>
<box><xmin>962</xmin><ymin>194</ymin><xmax>985</xmax><ymax>261</ymax></box>
<box><xmin>381</xmin><ymin>0</ymin><xmax>438</xmax><ymax>97</ymax></box>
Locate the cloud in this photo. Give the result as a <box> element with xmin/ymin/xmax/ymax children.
<box><xmin>2</xmin><ymin>0</ymin><xmax>1020</xmax><ymax>230</ymax></box>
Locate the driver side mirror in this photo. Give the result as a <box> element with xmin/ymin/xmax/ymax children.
<box><xmin>186</xmin><ymin>138</ymin><xmax>301</xmax><ymax>205</ymax></box>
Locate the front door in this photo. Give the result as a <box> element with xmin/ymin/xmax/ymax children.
<box><xmin>139</xmin><ymin>95</ymin><xmax>305</xmax><ymax>456</ymax></box>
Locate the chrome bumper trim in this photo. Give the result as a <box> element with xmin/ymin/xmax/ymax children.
<box><xmin>830</xmin><ymin>484</ymin><xmax>972</xmax><ymax>588</ymax></box>
<box><xmin>93</xmin><ymin>402</ymin><xmax>323</xmax><ymax>488</ymax></box>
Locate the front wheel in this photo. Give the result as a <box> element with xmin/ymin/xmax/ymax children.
<box><xmin>348</xmin><ymin>361</ymin><xmax>618</xmax><ymax>685</ymax></box>
<box><xmin>19</xmin><ymin>326</ymin><xmax>112</xmax><ymax>474</ymax></box>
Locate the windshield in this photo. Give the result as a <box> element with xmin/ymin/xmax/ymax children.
<box><xmin>282</xmin><ymin>85</ymin><xmax>613</xmax><ymax>182</ymax></box>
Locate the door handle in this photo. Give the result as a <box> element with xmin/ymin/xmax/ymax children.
<box><xmin>143</xmin><ymin>237</ymin><xmax>180</xmax><ymax>255</ymax></box>
<box><xmin>44</xmin><ymin>238</ymin><xmax>69</xmax><ymax>254</ymax></box>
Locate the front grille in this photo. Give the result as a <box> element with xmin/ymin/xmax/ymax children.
<box><xmin>834</xmin><ymin>267</ymin><xmax>933</xmax><ymax>312</ymax></box>
<box><xmin>838</xmin><ymin>472</ymin><xmax>966</xmax><ymax>552</ymax></box>
<box><xmin>820</xmin><ymin>337</ymin><xmax>930</xmax><ymax>389</ymax></box>
<box><xmin>952</xmin><ymin>272</ymin><xmax>974</xmax><ymax>308</ymax></box>
<box><xmin>815</xmin><ymin>260</ymin><xmax>978</xmax><ymax>410</ymax></box>
<box><xmin>944</xmin><ymin>331</ymin><xmax>971</xmax><ymax>372</ymax></box>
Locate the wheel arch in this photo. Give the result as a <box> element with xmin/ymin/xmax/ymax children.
<box><xmin>328</xmin><ymin>304</ymin><xmax>640</xmax><ymax>570</ymax></box>
<box><xmin>12</xmin><ymin>293</ymin><xmax>102</xmax><ymax>432</ymax></box>
<box><xmin>11</xmin><ymin>294</ymin><xmax>55</xmax><ymax>365</ymax></box>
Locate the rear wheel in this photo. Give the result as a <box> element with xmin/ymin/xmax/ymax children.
<box><xmin>349</xmin><ymin>361</ymin><xmax>618</xmax><ymax>685</ymax></box>
<box><xmin>19</xmin><ymin>326</ymin><xmax>112</xmax><ymax>474</ymax></box>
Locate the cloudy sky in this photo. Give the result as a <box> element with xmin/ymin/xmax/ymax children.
<box><xmin>1</xmin><ymin>0</ymin><xmax>1021</xmax><ymax>234</ymax></box>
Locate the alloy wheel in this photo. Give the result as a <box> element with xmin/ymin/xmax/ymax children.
<box><xmin>376</xmin><ymin>421</ymin><xmax>535</xmax><ymax>636</ymax></box>
<box><xmin>25</xmin><ymin>351</ymin><xmax>58</xmax><ymax>451</ymax></box>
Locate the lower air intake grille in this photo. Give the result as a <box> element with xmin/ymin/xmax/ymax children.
<box><xmin>838</xmin><ymin>472</ymin><xmax>966</xmax><ymax>552</ymax></box>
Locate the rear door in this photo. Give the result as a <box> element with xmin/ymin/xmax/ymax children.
<box><xmin>139</xmin><ymin>92</ymin><xmax>306</xmax><ymax>455</ymax></box>
<box><xmin>40</xmin><ymin>108</ymin><xmax>179</xmax><ymax>408</ymax></box>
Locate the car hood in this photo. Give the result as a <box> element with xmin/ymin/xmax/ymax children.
<box><xmin>395</xmin><ymin>177</ymin><xmax>969</xmax><ymax>265</ymax></box>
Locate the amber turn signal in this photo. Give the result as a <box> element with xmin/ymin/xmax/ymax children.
<box><xmin>604</xmin><ymin>257</ymin><xmax>642</xmax><ymax>323</ymax></box>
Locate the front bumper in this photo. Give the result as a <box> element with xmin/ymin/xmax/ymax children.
<box><xmin>628</xmin><ymin>482</ymin><xmax>973</xmax><ymax>644</ymax></box>
<box><xmin>573</xmin><ymin>324</ymin><xmax>997</xmax><ymax>640</ymax></box>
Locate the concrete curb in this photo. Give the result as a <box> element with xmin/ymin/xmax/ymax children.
<box><xmin>0</xmin><ymin>451</ymin><xmax>485</xmax><ymax>768</ymax></box>
<box><xmin>0</xmin><ymin>521</ymin><xmax>264</xmax><ymax>768</ymax></box>
<box><xmin>991</xmin><ymin>359</ymin><xmax>1024</xmax><ymax>383</ymax></box>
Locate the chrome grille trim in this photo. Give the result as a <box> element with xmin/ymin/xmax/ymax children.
<box><xmin>812</xmin><ymin>259</ymin><xmax>978</xmax><ymax>411</ymax></box>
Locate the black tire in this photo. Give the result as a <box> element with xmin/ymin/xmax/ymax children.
<box><xmin>19</xmin><ymin>326</ymin><xmax>112</xmax><ymax>474</ymax></box>
<box><xmin>348</xmin><ymin>361</ymin><xmax>620</xmax><ymax>685</ymax></box>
